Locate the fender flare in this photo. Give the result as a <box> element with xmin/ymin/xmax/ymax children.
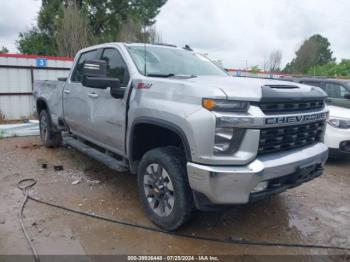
<box><xmin>36</xmin><ymin>97</ymin><xmax>51</xmax><ymax>117</ymax></box>
<box><xmin>128</xmin><ymin>117</ymin><xmax>192</xmax><ymax>169</ymax></box>
<box><xmin>36</xmin><ymin>97</ymin><xmax>59</xmax><ymax>131</ymax></box>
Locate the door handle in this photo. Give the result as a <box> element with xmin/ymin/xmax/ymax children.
<box><xmin>64</xmin><ymin>89</ymin><xmax>71</xmax><ymax>94</ymax></box>
<box><xmin>88</xmin><ymin>92</ymin><xmax>99</xmax><ymax>98</ymax></box>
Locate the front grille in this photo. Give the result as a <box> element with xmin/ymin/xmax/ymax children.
<box><xmin>260</xmin><ymin>100</ymin><xmax>325</xmax><ymax>114</ymax></box>
<box><xmin>258</xmin><ymin>121</ymin><xmax>325</xmax><ymax>155</ymax></box>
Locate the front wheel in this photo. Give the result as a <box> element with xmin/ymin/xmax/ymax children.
<box><xmin>39</xmin><ymin>110</ymin><xmax>62</xmax><ymax>148</ymax></box>
<box><xmin>137</xmin><ymin>147</ymin><xmax>195</xmax><ymax>231</ymax></box>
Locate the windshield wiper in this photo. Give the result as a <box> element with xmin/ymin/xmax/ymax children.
<box><xmin>146</xmin><ymin>73</ymin><xmax>197</xmax><ymax>78</ymax></box>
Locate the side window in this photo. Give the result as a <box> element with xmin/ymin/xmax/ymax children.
<box><xmin>325</xmin><ymin>83</ymin><xmax>347</xmax><ymax>98</ymax></box>
<box><xmin>71</xmin><ymin>50</ymin><xmax>98</xmax><ymax>83</ymax></box>
<box><xmin>101</xmin><ymin>48</ymin><xmax>130</xmax><ymax>86</ymax></box>
<box><xmin>301</xmin><ymin>81</ymin><xmax>322</xmax><ymax>87</ymax></box>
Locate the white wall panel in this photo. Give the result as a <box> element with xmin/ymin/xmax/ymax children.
<box><xmin>0</xmin><ymin>96</ymin><xmax>34</xmax><ymax>120</ymax></box>
<box><xmin>33</xmin><ymin>69</ymin><xmax>70</xmax><ymax>81</ymax></box>
<box><xmin>0</xmin><ymin>55</ymin><xmax>73</xmax><ymax>120</ymax></box>
<box><xmin>0</xmin><ymin>68</ymin><xmax>31</xmax><ymax>93</ymax></box>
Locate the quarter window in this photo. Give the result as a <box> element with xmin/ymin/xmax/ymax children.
<box><xmin>71</xmin><ymin>49</ymin><xmax>98</xmax><ymax>83</ymax></box>
<box><xmin>101</xmin><ymin>48</ymin><xmax>130</xmax><ymax>86</ymax></box>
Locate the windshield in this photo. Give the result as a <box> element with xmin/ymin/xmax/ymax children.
<box><xmin>126</xmin><ymin>45</ymin><xmax>228</xmax><ymax>77</ymax></box>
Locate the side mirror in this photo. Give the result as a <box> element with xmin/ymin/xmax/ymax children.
<box><xmin>83</xmin><ymin>76</ymin><xmax>121</xmax><ymax>89</ymax></box>
<box><xmin>110</xmin><ymin>86</ymin><xmax>125</xmax><ymax>99</ymax></box>
<box><xmin>344</xmin><ymin>93</ymin><xmax>350</xmax><ymax>100</ymax></box>
<box><xmin>82</xmin><ymin>60</ymin><xmax>121</xmax><ymax>89</ymax></box>
<box><xmin>83</xmin><ymin>60</ymin><xmax>107</xmax><ymax>77</ymax></box>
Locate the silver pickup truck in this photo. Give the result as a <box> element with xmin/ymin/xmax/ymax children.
<box><xmin>33</xmin><ymin>42</ymin><xmax>329</xmax><ymax>230</ymax></box>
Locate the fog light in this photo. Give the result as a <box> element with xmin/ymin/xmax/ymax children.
<box><xmin>251</xmin><ymin>181</ymin><xmax>268</xmax><ymax>193</ymax></box>
<box><xmin>340</xmin><ymin>141</ymin><xmax>350</xmax><ymax>153</ymax></box>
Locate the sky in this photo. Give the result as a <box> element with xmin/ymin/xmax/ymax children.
<box><xmin>1</xmin><ymin>0</ymin><xmax>350</xmax><ymax>69</ymax></box>
<box><xmin>0</xmin><ymin>0</ymin><xmax>41</xmax><ymax>52</ymax></box>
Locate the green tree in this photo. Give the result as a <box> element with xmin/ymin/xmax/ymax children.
<box><xmin>56</xmin><ymin>5</ymin><xmax>92</xmax><ymax>57</ymax></box>
<box><xmin>17</xmin><ymin>28</ymin><xmax>56</xmax><ymax>55</ymax></box>
<box><xmin>17</xmin><ymin>0</ymin><xmax>167</xmax><ymax>55</ymax></box>
<box><xmin>307</xmin><ymin>59</ymin><xmax>350</xmax><ymax>77</ymax></box>
<box><xmin>283</xmin><ymin>59</ymin><xmax>296</xmax><ymax>74</ymax></box>
<box><xmin>0</xmin><ymin>46</ymin><xmax>9</xmax><ymax>54</ymax></box>
<box><xmin>80</xmin><ymin>0</ymin><xmax>167</xmax><ymax>41</ymax></box>
<box><xmin>250</xmin><ymin>65</ymin><xmax>261</xmax><ymax>74</ymax></box>
<box><xmin>284</xmin><ymin>34</ymin><xmax>334</xmax><ymax>74</ymax></box>
<box><xmin>17</xmin><ymin>0</ymin><xmax>63</xmax><ymax>56</ymax></box>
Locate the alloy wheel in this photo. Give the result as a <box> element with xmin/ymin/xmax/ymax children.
<box><xmin>143</xmin><ymin>163</ymin><xmax>175</xmax><ymax>217</ymax></box>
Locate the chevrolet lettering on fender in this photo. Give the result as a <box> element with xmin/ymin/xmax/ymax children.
<box><xmin>33</xmin><ymin>42</ymin><xmax>329</xmax><ymax>231</ymax></box>
<box><xmin>265</xmin><ymin>112</ymin><xmax>328</xmax><ymax>125</ymax></box>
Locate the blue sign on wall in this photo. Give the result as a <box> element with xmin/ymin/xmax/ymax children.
<box><xmin>36</xmin><ymin>58</ymin><xmax>48</xmax><ymax>67</ymax></box>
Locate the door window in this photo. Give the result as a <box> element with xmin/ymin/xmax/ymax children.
<box><xmin>71</xmin><ymin>50</ymin><xmax>99</xmax><ymax>83</ymax></box>
<box><xmin>325</xmin><ymin>83</ymin><xmax>347</xmax><ymax>98</ymax></box>
<box><xmin>101</xmin><ymin>48</ymin><xmax>130</xmax><ymax>86</ymax></box>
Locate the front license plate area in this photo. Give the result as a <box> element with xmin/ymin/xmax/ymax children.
<box><xmin>290</xmin><ymin>163</ymin><xmax>320</xmax><ymax>185</ymax></box>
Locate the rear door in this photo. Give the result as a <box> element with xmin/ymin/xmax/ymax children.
<box><xmin>324</xmin><ymin>82</ymin><xmax>350</xmax><ymax>108</ymax></box>
<box><xmin>84</xmin><ymin>47</ymin><xmax>130</xmax><ymax>155</ymax></box>
<box><xmin>63</xmin><ymin>49</ymin><xmax>100</xmax><ymax>138</ymax></box>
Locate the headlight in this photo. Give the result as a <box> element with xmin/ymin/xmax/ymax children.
<box><xmin>328</xmin><ymin>118</ymin><xmax>350</xmax><ymax>129</ymax></box>
<box><xmin>202</xmin><ymin>99</ymin><xmax>248</xmax><ymax>155</ymax></box>
<box><xmin>202</xmin><ymin>99</ymin><xmax>249</xmax><ymax>112</ymax></box>
<box><xmin>214</xmin><ymin>127</ymin><xmax>245</xmax><ymax>155</ymax></box>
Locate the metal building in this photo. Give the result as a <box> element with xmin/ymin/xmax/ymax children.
<box><xmin>0</xmin><ymin>54</ymin><xmax>73</xmax><ymax>120</ymax></box>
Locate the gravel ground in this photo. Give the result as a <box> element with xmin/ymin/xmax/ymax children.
<box><xmin>0</xmin><ymin>136</ymin><xmax>349</xmax><ymax>260</ymax></box>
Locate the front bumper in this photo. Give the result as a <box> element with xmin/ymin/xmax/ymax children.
<box><xmin>325</xmin><ymin>124</ymin><xmax>350</xmax><ymax>153</ymax></box>
<box><xmin>187</xmin><ymin>143</ymin><xmax>329</xmax><ymax>205</ymax></box>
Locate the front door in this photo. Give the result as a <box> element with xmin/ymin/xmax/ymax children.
<box><xmin>84</xmin><ymin>47</ymin><xmax>131</xmax><ymax>156</ymax></box>
<box><xmin>63</xmin><ymin>49</ymin><xmax>100</xmax><ymax>138</ymax></box>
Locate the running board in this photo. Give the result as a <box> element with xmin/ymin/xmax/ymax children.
<box><xmin>63</xmin><ymin>136</ymin><xmax>128</xmax><ymax>173</ymax></box>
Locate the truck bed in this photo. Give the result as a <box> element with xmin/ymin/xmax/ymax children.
<box><xmin>33</xmin><ymin>80</ymin><xmax>65</xmax><ymax>126</ymax></box>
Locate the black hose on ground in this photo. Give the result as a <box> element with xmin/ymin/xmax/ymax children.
<box><xmin>18</xmin><ymin>179</ymin><xmax>40</xmax><ymax>262</ymax></box>
<box><xmin>17</xmin><ymin>178</ymin><xmax>350</xmax><ymax>261</ymax></box>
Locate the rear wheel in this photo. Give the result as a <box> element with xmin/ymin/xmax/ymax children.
<box><xmin>39</xmin><ymin>110</ymin><xmax>62</xmax><ymax>148</ymax></box>
<box><xmin>137</xmin><ymin>147</ymin><xmax>195</xmax><ymax>231</ymax></box>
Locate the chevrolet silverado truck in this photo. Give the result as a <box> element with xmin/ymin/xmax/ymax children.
<box><xmin>33</xmin><ymin>43</ymin><xmax>329</xmax><ymax>230</ymax></box>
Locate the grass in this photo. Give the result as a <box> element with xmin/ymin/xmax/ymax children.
<box><xmin>0</xmin><ymin>110</ymin><xmax>5</xmax><ymax>122</ymax></box>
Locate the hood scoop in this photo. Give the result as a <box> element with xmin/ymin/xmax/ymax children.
<box><xmin>265</xmin><ymin>85</ymin><xmax>299</xmax><ymax>89</ymax></box>
<box><xmin>260</xmin><ymin>84</ymin><xmax>327</xmax><ymax>103</ymax></box>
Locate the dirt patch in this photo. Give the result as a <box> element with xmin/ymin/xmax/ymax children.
<box><xmin>0</xmin><ymin>137</ymin><xmax>349</xmax><ymax>257</ymax></box>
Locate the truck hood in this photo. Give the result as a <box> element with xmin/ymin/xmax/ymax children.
<box><xmin>183</xmin><ymin>76</ymin><xmax>327</xmax><ymax>101</ymax></box>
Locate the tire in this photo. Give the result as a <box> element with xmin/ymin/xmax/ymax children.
<box><xmin>39</xmin><ymin>110</ymin><xmax>62</xmax><ymax>148</ymax></box>
<box><xmin>137</xmin><ymin>147</ymin><xmax>195</xmax><ymax>231</ymax></box>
